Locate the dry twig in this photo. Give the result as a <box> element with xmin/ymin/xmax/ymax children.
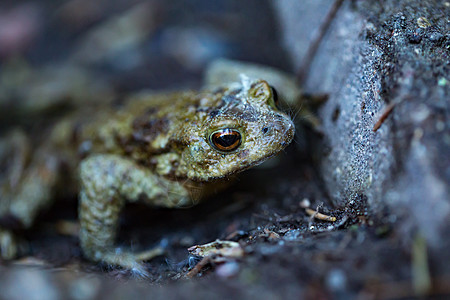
<box><xmin>305</xmin><ymin>208</ymin><xmax>337</xmax><ymax>222</ymax></box>
<box><xmin>373</xmin><ymin>102</ymin><xmax>395</xmax><ymax>132</ymax></box>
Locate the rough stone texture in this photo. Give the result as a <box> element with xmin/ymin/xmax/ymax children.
<box><xmin>277</xmin><ymin>0</ymin><xmax>449</xmax><ymax>246</ymax></box>
<box><xmin>358</xmin><ymin>1</ymin><xmax>449</xmax><ymax>247</ymax></box>
<box><xmin>306</xmin><ymin>2</ymin><xmax>394</xmax><ymax>216</ymax></box>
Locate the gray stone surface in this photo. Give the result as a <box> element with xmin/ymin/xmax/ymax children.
<box><xmin>278</xmin><ymin>0</ymin><xmax>449</xmax><ymax>245</ymax></box>
<box><xmin>272</xmin><ymin>0</ymin><xmax>336</xmax><ymax>72</ymax></box>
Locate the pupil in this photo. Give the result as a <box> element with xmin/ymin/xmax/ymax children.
<box><xmin>217</xmin><ymin>134</ymin><xmax>237</xmax><ymax>147</ymax></box>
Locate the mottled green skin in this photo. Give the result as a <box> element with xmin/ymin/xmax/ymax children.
<box><xmin>0</xmin><ymin>76</ymin><xmax>294</xmax><ymax>275</ymax></box>
<box><xmin>78</xmin><ymin>79</ymin><xmax>294</xmax><ymax>181</ymax></box>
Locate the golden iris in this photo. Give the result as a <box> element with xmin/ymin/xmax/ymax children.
<box><xmin>209</xmin><ymin>128</ymin><xmax>242</xmax><ymax>152</ymax></box>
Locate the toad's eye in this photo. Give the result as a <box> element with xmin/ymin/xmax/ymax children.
<box><xmin>270</xmin><ymin>86</ymin><xmax>279</xmax><ymax>108</ymax></box>
<box><xmin>209</xmin><ymin>128</ymin><xmax>242</xmax><ymax>152</ymax></box>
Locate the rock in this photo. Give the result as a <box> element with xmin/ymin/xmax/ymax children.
<box><xmin>277</xmin><ymin>0</ymin><xmax>449</xmax><ymax>246</ymax></box>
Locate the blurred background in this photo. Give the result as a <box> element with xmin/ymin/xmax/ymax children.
<box><xmin>1</xmin><ymin>0</ymin><xmax>334</xmax><ymax>130</ymax></box>
<box><xmin>0</xmin><ymin>0</ymin><xmax>292</xmax><ymax>93</ymax></box>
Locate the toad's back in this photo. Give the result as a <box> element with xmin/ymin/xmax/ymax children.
<box><xmin>77</xmin><ymin>77</ymin><xmax>294</xmax><ymax>182</ymax></box>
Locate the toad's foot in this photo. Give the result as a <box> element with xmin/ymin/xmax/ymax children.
<box><xmin>96</xmin><ymin>249</ymin><xmax>150</xmax><ymax>278</ymax></box>
<box><xmin>83</xmin><ymin>246</ymin><xmax>166</xmax><ymax>278</ymax></box>
<box><xmin>0</xmin><ymin>129</ymin><xmax>66</xmax><ymax>261</ymax></box>
<box><xmin>79</xmin><ymin>155</ymin><xmax>188</xmax><ymax>275</ymax></box>
<box><xmin>0</xmin><ymin>228</ymin><xmax>18</xmax><ymax>260</ymax></box>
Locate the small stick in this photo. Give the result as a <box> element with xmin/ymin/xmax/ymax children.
<box><xmin>305</xmin><ymin>208</ymin><xmax>336</xmax><ymax>222</ymax></box>
<box><xmin>373</xmin><ymin>102</ymin><xmax>395</xmax><ymax>132</ymax></box>
<box><xmin>309</xmin><ymin>215</ymin><xmax>348</xmax><ymax>233</ymax></box>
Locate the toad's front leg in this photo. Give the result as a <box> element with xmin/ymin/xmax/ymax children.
<box><xmin>79</xmin><ymin>154</ymin><xmax>190</xmax><ymax>276</ymax></box>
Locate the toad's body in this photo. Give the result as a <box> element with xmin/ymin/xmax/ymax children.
<box><xmin>0</xmin><ymin>76</ymin><xmax>294</xmax><ymax>274</ymax></box>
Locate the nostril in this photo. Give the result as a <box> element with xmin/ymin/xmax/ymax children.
<box><xmin>262</xmin><ymin>127</ymin><xmax>269</xmax><ymax>134</ymax></box>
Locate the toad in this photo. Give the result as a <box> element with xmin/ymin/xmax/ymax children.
<box><xmin>0</xmin><ymin>73</ymin><xmax>294</xmax><ymax>276</ymax></box>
